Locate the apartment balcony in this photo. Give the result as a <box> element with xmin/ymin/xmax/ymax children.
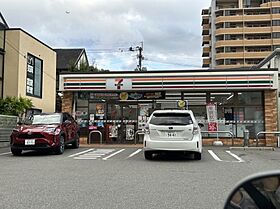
<box><xmin>215</xmin><ymin>40</ymin><xmax>244</xmax><ymax>47</ymax></box>
<box><xmin>216</xmin><ymin>16</ymin><xmax>243</xmax><ymax>24</ymax></box>
<box><xmin>215</xmin><ymin>51</ymin><xmax>271</xmax><ymax>60</ymax></box>
<box><xmin>272</xmin><ymin>26</ymin><xmax>280</xmax><ymax>32</ymax></box>
<box><xmin>202</xmin><ymin>47</ymin><xmax>210</xmax><ymax>57</ymax></box>
<box><xmin>261</xmin><ymin>1</ymin><xmax>280</xmax><ymax>8</ymax></box>
<box><xmin>272</xmin><ymin>14</ymin><xmax>280</xmax><ymax>19</ymax></box>
<box><xmin>202</xmin><ymin>36</ymin><xmax>210</xmax><ymax>45</ymax></box>
<box><xmin>202</xmin><ymin>58</ymin><xmax>210</xmax><ymax>68</ymax></box>
<box><xmin>215</xmin><ymin>27</ymin><xmax>271</xmax><ymax>36</ymax></box>
<box><xmin>215</xmin><ymin>63</ymin><xmax>252</xmax><ymax>69</ymax></box>
<box><xmin>202</xmin><ymin>24</ymin><xmax>210</xmax><ymax>30</ymax></box>
<box><xmin>215</xmin><ymin>39</ymin><xmax>272</xmax><ymax>48</ymax></box>
<box><xmin>272</xmin><ymin>39</ymin><xmax>280</xmax><ymax>45</ymax></box>
<box><xmin>243</xmin><ymin>14</ymin><xmax>271</xmax><ymax>21</ymax></box>
<box><xmin>216</xmin><ymin>14</ymin><xmax>272</xmax><ymax>24</ymax></box>
<box><xmin>202</xmin><ymin>16</ymin><xmax>210</xmax><ymax>25</ymax></box>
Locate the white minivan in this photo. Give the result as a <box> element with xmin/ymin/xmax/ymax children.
<box><xmin>143</xmin><ymin>109</ymin><xmax>203</xmax><ymax>160</ymax></box>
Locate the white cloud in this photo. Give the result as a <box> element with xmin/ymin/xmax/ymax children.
<box><xmin>1</xmin><ymin>0</ymin><xmax>210</xmax><ymax>70</ymax></box>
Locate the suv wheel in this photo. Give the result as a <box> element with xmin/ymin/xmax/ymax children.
<box><xmin>11</xmin><ymin>148</ymin><xmax>22</xmax><ymax>156</ymax></box>
<box><xmin>54</xmin><ymin>135</ymin><xmax>65</xmax><ymax>155</ymax></box>
<box><xmin>194</xmin><ymin>152</ymin><xmax>201</xmax><ymax>160</ymax></box>
<box><xmin>72</xmin><ymin>132</ymin><xmax>80</xmax><ymax>149</ymax></box>
<box><xmin>144</xmin><ymin>151</ymin><xmax>153</xmax><ymax>160</ymax></box>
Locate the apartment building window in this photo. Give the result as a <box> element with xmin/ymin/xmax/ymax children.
<box><xmin>272</xmin><ymin>8</ymin><xmax>280</xmax><ymax>14</ymax></box>
<box><xmin>243</xmin><ymin>0</ymin><xmax>251</xmax><ymax>8</ymax></box>
<box><xmin>273</xmin><ymin>45</ymin><xmax>280</xmax><ymax>50</ymax></box>
<box><xmin>272</xmin><ymin>20</ymin><xmax>280</xmax><ymax>26</ymax></box>
<box><xmin>26</xmin><ymin>53</ymin><xmax>43</xmax><ymax>98</ymax></box>
<box><xmin>272</xmin><ymin>32</ymin><xmax>280</xmax><ymax>39</ymax></box>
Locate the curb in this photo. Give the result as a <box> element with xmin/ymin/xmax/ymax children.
<box><xmin>229</xmin><ymin>146</ymin><xmax>275</xmax><ymax>151</ymax></box>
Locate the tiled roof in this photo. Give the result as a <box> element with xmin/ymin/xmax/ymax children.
<box><xmin>54</xmin><ymin>48</ymin><xmax>85</xmax><ymax>70</ymax></box>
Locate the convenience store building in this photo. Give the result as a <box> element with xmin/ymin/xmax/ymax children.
<box><xmin>59</xmin><ymin>68</ymin><xmax>278</xmax><ymax>146</ymax></box>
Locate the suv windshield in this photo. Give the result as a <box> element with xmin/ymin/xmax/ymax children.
<box><xmin>149</xmin><ymin>113</ymin><xmax>193</xmax><ymax>125</ymax></box>
<box><xmin>31</xmin><ymin>114</ymin><xmax>62</xmax><ymax>125</ymax></box>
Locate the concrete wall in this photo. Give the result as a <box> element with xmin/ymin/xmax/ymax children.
<box><xmin>0</xmin><ymin>115</ymin><xmax>17</xmax><ymax>147</ymax></box>
<box><xmin>4</xmin><ymin>29</ymin><xmax>56</xmax><ymax>112</ymax></box>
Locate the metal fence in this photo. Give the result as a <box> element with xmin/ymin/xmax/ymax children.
<box><xmin>0</xmin><ymin>115</ymin><xmax>18</xmax><ymax>147</ymax></box>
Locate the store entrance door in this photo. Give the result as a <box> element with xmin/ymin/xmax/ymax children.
<box><xmin>106</xmin><ymin>102</ymin><xmax>138</xmax><ymax>143</ymax></box>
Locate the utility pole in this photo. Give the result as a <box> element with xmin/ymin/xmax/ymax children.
<box><xmin>129</xmin><ymin>42</ymin><xmax>144</xmax><ymax>71</ymax></box>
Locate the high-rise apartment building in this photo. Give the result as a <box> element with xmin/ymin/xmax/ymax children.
<box><xmin>202</xmin><ymin>0</ymin><xmax>280</xmax><ymax>68</ymax></box>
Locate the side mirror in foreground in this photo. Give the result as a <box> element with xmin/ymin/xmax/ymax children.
<box><xmin>224</xmin><ymin>171</ymin><xmax>280</xmax><ymax>209</ymax></box>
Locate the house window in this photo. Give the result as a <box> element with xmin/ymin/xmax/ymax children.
<box><xmin>26</xmin><ymin>53</ymin><xmax>43</xmax><ymax>98</ymax></box>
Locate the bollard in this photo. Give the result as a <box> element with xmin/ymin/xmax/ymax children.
<box><xmin>243</xmin><ymin>129</ymin><xmax>249</xmax><ymax>147</ymax></box>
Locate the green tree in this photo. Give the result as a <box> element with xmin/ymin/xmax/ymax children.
<box><xmin>0</xmin><ymin>96</ymin><xmax>33</xmax><ymax>117</ymax></box>
<box><xmin>68</xmin><ymin>61</ymin><xmax>109</xmax><ymax>72</ymax></box>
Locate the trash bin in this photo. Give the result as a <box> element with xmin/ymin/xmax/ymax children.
<box><xmin>243</xmin><ymin>129</ymin><xmax>249</xmax><ymax>147</ymax></box>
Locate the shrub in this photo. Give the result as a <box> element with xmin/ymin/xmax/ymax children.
<box><xmin>0</xmin><ymin>96</ymin><xmax>33</xmax><ymax>117</ymax></box>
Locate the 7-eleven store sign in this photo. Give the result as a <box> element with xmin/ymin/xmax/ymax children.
<box><xmin>106</xmin><ymin>78</ymin><xmax>132</xmax><ymax>90</ymax></box>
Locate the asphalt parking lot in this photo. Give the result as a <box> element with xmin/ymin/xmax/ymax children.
<box><xmin>0</xmin><ymin>146</ymin><xmax>279</xmax><ymax>209</ymax></box>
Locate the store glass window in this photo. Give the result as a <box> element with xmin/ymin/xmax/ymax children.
<box><xmin>210</xmin><ymin>92</ymin><xmax>236</xmax><ymax>105</ymax></box>
<box><xmin>238</xmin><ymin>92</ymin><xmax>262</xmax><ymax>105</ymax></box>
<box><xmin>107</xmin><ymin>104</ymin><xmax>122</xmax><ymax>120</ymax></box>
<box><xmin>26</xmin><ymin>54</ymin><xmax>43</xmax><ymax>98</ymax></box>
<box><xmin>201</xmin><ymin>91</ymin><xmax>264</xmax><ymax>138</ymax></box>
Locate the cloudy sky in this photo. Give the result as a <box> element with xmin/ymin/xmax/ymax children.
<box><xmin>1</xmin><ymin>0</ymin><xmax>210</xmax><ymax>71</ymax></box>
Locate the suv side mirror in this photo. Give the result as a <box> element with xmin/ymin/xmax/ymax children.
<box><xmin>224</xmin><ymin>171</ymin><xmax>280</xmax><ymax>209</ymax></box>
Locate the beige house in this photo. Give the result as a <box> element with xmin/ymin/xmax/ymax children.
<box><xmin>202</xmin><ymin>0</ymin><xmax>280</xmax><ymax>69</ymax></box>
<box><xmin>3</xmin><ymin>28</ymin><xmax>56</xmax><ymax>113</ymax></box>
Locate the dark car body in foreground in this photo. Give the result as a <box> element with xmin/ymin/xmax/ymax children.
<box><xmin>10</xmin><ymin>112</ymin><xmax>79</xmax><ymax>155</ymax></box>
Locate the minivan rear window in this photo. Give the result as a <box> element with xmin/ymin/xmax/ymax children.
<box><xmin>149</xmin><ymin>113</ymin><xmax>193</xmax><ymax>125</ymax></box>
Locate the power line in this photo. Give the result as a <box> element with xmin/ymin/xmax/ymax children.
<box><xmin>0</xmin><ymin>35</ymin><xmax>56</xmax><ymax>81</ymax></box>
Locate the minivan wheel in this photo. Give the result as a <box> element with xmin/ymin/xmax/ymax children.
<box><xmin>72</xmin><ymin>132</ymin><xmax>80</xmax><ymax>149</ymax></box>
<box><xmin>54</xmin><ymin>135</ymin><xmax>65</xmax><ymax>155</ymax></box>
<box><xmin>144</xmin><ymin>151</ymin><xmax>153</xmax><ymax>160</ymax></box>
<box><xmin>194</xmin><ymin>152</ymin><xmax>201</xmax><ymax>160</ymax></box>
<box><xmin>11</xmin><ymin>148</ymin><xmax>22</xmax><ymax>156</ymax></box>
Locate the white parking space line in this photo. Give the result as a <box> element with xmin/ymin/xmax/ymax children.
<box><xmin>102</xmin><ymin>149</ymin><xmax>125</xmax><ymax>160</ymax></box>
<box><xmin>226</xmin><ymin>151</ymin><xmax>245</xmax><ymax>163</ymax></box>
<box><xmin>126</xmin><ymin>149</ymin><xmax>142</xmax><ymax>159</ymax></box>
<box><xmin>68</xmin><ymin>149</ymin><xmax>94</xmax><ymax>158</ymax></box>
<box><xmin>208</xmin><ymin>150</ymin><xmax>222</xmax><ymax>162</ymax></box>
<box><xmin>74</xmin><ymin>157</ymin><xmax>97</xmax><ymax>160</ymax></box>
<box><xmin>0</xmin><ymin>152</ymin><xmax>11</xmax><ymax>156</ymax></box>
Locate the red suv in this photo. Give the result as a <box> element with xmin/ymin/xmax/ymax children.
<box><xmin>10</xmin><ymin>112</ymin><xmax>80</xmax><ymax>155</ymax></box>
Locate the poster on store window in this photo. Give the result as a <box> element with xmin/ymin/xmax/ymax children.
<box><xmin>206</xmin><ymin>103</ymin><xmax>218</xmax><ymax>132</ymax></box>
<box><xmin>95</xmin><ymin>104</ymin><xmax>105</xmax><ymax>118</ymax></box>
<box><xmin>126</xmin><ymin>125</ymin><xmax>135</xmax><ymax>141</ymax></box>
<box><xmin>109</xmin><ymin>124</ymin><xmax>118</xmax><ymax>138</ymax></box>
